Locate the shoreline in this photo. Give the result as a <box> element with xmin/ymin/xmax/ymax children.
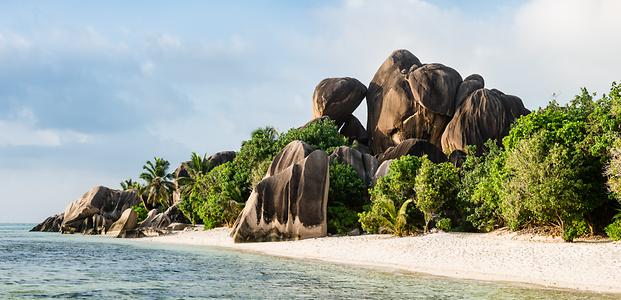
<box><xmin>139</xmin><ymin>228</ymin><xmax>621</xmax><ymax>295</ymax></box>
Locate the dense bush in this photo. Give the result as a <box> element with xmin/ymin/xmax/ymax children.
<box><xmin>277</xmin><ymin>118</ymin><xmax>349</xmax><ymax>152</ymax></box>
<box><xmin>605</xmin><ymin>218</ymin><xmax>621</xmax><ymax>241</ymax></box>
<box><xmin>414</xmin><ymin>156</ymin><xmax>459</xmax><ymax>232</ymax></box>
<box><xmin>131</xmin><ymin>202</ymin><xmax>148</xmax><ymax>223</ymax></box>
<box><xmin>327</xmin><ymin>160</ymin><xmax>366</xmax><ymax>234</ymax></box>
<box><xmin>360</xmin><ymin>155</ymin><xmax>423</xmax><ymax>235</ymax></box>
<box><xmin>458</xmin><ymin>142</ymin><xmax>506</xmax><ymax>232</ymax></box>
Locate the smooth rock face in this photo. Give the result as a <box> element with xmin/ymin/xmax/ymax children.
<box><xmin>377</xmin><ymin>138</ymin><xmax>447</xmax><ymax>164</ymax></box>
<box><xmin>267</xmin><ymin>141</ymin><xmax>314</xmax><ymax>177</ymax></box>
<box><xmin>441</xmin><ymin>88</ymin><xmax>529</xmax><ymax>154</ymax></box>
<box><xmin>448</xmin><ymin>150</ymin><xmax>467</xmax><ymax>168</ymax></box>
<box><xmin>367</xmin><ymin>49</ymin><xmax>422</xmax><ymax>154</ymax></box>
<box><xmin>312</xmin><ymin>77</ymin><xmax>367</xmax><ymax>127</ymax></box>
<box><xmin>60</xmin><ymin>186</ymin><xmax>140</xmax><ymax>234</ymax></box>
<box><xmin>208</xmin><ymin>151</ymin><xmax>237</xmax><ymax>167</ymax></box>
<box><xmin>339</xmin><ymin>114</ymin><xmax>369</xmax><ymax>144</ymax></box>
<box><xmin>30</xmin><ymin>213</ymin><xmax>64</xmax><ymax>232</ymax></box>
<box><xmin>107</xmin><ymin>208</ymin><xmax>137</xmax><ymax>238</ymax></box>
<box><xmin>373</xmin><ymin>160</ymin><xmax>393</xmax><ymax>184</ymax></box>
<box><xmin>329</xmin><ymin>146</ymin><xmax>378</xmax><ymax>186</ymax></box>
<box><xmin>231</xmin><ymin>145</ymin><xmax>329</xmax><ymax>243</ymax></box>
<box><xmin>408</xmin><ymin>63</ymin><xmax>462</xmax><ymax>116</ymax></box>
<box><xmin>455</xmin><ymin>74</ymin><xmax>484</xmax><ymax>108</ymax></box>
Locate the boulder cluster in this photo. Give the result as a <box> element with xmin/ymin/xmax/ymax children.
<box><xmin>33</xmin><ymin>49</ymin><xmax>529</xmax><ymax>243</ymax></box>
<box><xmin>31</xmin><ymin>186</ymin><xmax>190</xmax><ymax>237</ymax></box>
<box><xmin>232</xmin><ymin>49</ymin><xmax>528</xmax><ymax>242</ymax></box>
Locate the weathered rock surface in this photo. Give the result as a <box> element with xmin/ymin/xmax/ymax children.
<box><xmin>441</xmin><ymin>88</ymin><xmax>529</xmax><ymax>154</ymax></box>
<box><xmin>455</xmin><ymin>74</ymin><xmax>484</xmax><ymax>108</ymax></box>
<box><xmin>448</xmin><ymin>150</ymin><xmax>467</xmax><ymax>168</ymax></box>
<box><xmin>107</xmin><ymin>208</ymin><xmax>138</xmax><ymax>238</ymax></box>
<box><xmin>231</xmin><ymin>141</ymin><xmax>329</xmax><ymax>243</ymax></box>
<box><xmin>373</xmin><ymin>160</ymin><xmax>393</xmax><ymax>184</ymax></box>
<box><xmin>408</xmin><ymin>63</ymin><xmax>462</xmax><ymax>116</ymax></box>
<box><xmin>366</xmin><ymin>51</ymin><xmax>463</xmax><ymax>154</ymax></box>
<box><xmin>60</xmin><ymin>186</ymin><xmax>140</xmax><ymax>234</ymax></box>
<box><xmin>312</xmin><ymin>77</ymin><xmax>367</xmax><ymax>127</ymax></box>
<box><xmin>377</xmin><ymin>138</ymin><xmax>447</xmax><ymax>164</ymax></box>
<box><xmin>339</xmin><ymin>114</ymin><xmax>369</xmax><ymax>144</ymax></box>
<box><xmin>267</xmin><ymin>140</ymin><xmax>314</xmax><ymax>177</ymax></box>
<box><xmin>139</xmin><ymin>203</ymin><xmax>189</xmax><ymax>230</ymax></box>
<box><xmin>329</xmin><ymin>146</ymin><xmax>378</xmax><ymax>186</ymax></box>
<box><xmin>208</xmin><ymin>151</ymin><xmax>237</xmax><ymax>167</ymax></box>
<box><xmin>366</xmin><ymin>49</ymin><xmax>422</xmax><ymax>154</ymax></box>
<box><xmin>30</xmin><ymin>213</ymin><xmax>64</xmax><ymax>232</ymax></box>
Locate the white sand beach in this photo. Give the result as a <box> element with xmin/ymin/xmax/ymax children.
<box><xmin>140</xmin><ymin>228</ymin><xmax>621</xmax><ymax>294</ymax></box>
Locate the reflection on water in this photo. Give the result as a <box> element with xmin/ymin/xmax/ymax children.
<box><xmin>0</xmin><ymin>224</ymin><xmax>614</xmax><ymax>299</ymax></box>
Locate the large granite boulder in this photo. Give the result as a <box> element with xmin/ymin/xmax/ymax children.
<box><xmin>60</xmin><ymin>186</ymin><xmax>140</xmax><ymax>234</ymax></box>
<box><xmin>455</xmin><ymin>74</ymin><xmax>484</xmax><ymax>108</ymax></box>
<box><xmin>377</xmin><ymin>138</ymin><xmax>447</xmax><ymax>164</ymax></box>
<box><xmin>312</xmin><ymin>77</ymin><xmax>366</xmax><ymax>127</ymax></box>
<box><xmin>366</xmin><ymin>49</ymin><xmax>421</xmax><ymax>154</ymax></box>
<box><xmin>30</xmin><ymin>213</ymin><xmax>64</xmax><ymax>232</ymax></box>
<box><xmin>329</xmin><ymin>146</ymin><xmax>378</xmax><ymax>186</ymax></box>
<box><xmin>339</xmin><ymin>114</ymin><xmax>369</xmax><ymax>145</ymax></box>
<box><xmin>373</xmin><ymin>160</ymin><xmax>393</xmax><ymax>184</ymax></box>
<box><xmin>208</xmin><ymin>151</ymin><xmax>237</xmax><ymax>167</ymax></box>
<box><xmin>441</xmin><ymin>88</ymin><xmax>529</xmax><ymax>154</ymax></box>
<box><xmin>107</xmin><ymin>208</ymin><xmax>138</xmax><ymax>238</ymax></box>
<box><xmin>408</xmin><ymin>63</ymin><xmax>462</xmax><ymax>116</ymax></box>
<box><xmin>231</xmin><ymin>141</ymin><xmax>329</xmax><ymax>243</ymax></box>
<box><xmin>366</xmin><ymin>50</ymin><xmax>463</xmax><ymax>154</ymax></box>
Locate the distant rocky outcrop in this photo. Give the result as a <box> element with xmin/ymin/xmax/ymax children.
<box><xmin>30</xmin><ymin>213</ymin><xmax>63</xmax><ymax>232</ymax></box>
<box><xmin>312</xmin><ymin>77</ymin><xmax>366</xmax><ymax>127</ymax></box>
<box><xmin>231</xmin><ymin>141</ymin><xmax>329</xmax><ymax>242</ymax></box>
<box><xmin>60</xmin><ymin>186</ymin><xmax>140</xmax><ymax>235</ymax></box>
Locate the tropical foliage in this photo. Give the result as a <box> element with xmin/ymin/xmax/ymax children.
<box><xmin>139</xmin><ymin>157</ymin><xmax>175</xmax><ymax>209</ymax></box>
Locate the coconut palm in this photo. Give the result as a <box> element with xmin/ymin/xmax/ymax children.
<box><xmin>376</xmin><ymin>197</ymin><xmax>413</xmax><ymax>237</ymax></box>
<box><xmin>140</xmin><ymin>157</ymin><xmax>175</xmax><ymax>209</ymax></box>
<box><xmin>176</xmin><ymin>152</ymin><xmax>213</xmax><ymax>199</ymax></box>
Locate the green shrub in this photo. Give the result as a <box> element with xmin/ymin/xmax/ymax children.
<box><xmin>277</xmin><ymin>118</ymin><xmax>348</xmax><ymax>152</ymax></box>
<box><xmin>327</xmin><ymin>204</ymin><xmax>360</xmax><ymax>235</ymax></box>
<box><xmin>458</xmin><ymin>142</ymin><xmax>506</xmax><ymax>232</ymax></box>
<box><xmin>502</xmin><ymin>132</ymin><xmax>592</xmax><ymax>240</ymax></box>
<box><xmin>327</xmin><ymin>160</ymin><xmax>366</xmax><ymax>234</ymax></box>
<box><xmin>131</xmin><ymin>203</ymin><xmax>148</xmax><ymax>223</ymax></box>
<box><xmin>563</xmin><ymin>219</ymin><xmax>589</xmax><ymax>242</ymax></box>
<box><xmin>605</xmin><ymin>217</ymin><xmax>621</xmax><ymax>241</ymax></box>
<box><xmin>435</xmin><ymin>218</ymin><xmax>452</xmax><ymax>232</ymax></box>
<box><xmin>358</xmin><ymin>197</ymin><xmax>413</xmax><ymax>236</ymax></box>
<box><xmin>414</xmin><ymin>156</ymin><xmax>459</xmax><ymax>232</ymax></box>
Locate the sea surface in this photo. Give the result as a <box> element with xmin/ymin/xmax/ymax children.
<box><xmin>0</xmin><ymin>223</ymin><xmax>615</xmax><ymax>299</ymax></box>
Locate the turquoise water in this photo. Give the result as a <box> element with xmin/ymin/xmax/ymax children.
<box><xmin>0</xmin><ymin>224</ymin><xmax>614</xmax><ymax>299</ymax></box>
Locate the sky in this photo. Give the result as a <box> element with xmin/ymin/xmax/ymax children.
<box><xmin>1</xmin><ymin>0</ymin><xmax>620</xmax><ymax>223</ymax></box>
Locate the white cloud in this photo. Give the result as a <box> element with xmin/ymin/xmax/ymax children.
<box><xmin>0</xmin><ymin>108</ymin><xmax>91</xmax><ymax>147</ymax></box>
<box><xmin>295</xmin><ymin>0</ymin><xmax>621</xmax><ymax>110</ymax></box>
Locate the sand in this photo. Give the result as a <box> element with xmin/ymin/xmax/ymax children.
<box><xmin>139</xmin><ymin>228</ymin><xmax>621</xmax><ymax>294</ymax></box>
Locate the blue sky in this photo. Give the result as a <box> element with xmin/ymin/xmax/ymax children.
<box><xmin>1</xmin><ymin>0</ymin><xmax>620</xmax><ymax>222</ymax></box>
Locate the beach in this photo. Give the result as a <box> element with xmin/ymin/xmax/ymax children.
<box><xmin>141</xmin><ymin>228</ymin><xmax>621</xmax><ymax>294</ymax></box>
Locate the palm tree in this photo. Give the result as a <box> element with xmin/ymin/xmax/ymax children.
<box><xmin>140</xmin><ymin>157</ymin><xmax>175</xmax><ymax>209</ymax></box>
<box><xmin>120</xmin><ymin>178</ymin><xmax>147</xmax><ymax>207</ymax></box>
<box><xmin>376</xmin><ymin>198</ymin><xmax>413</xmax><ymax>237</ymax></box>
<box><xmin>176</xmin><ymin>152</ymin><xmax>213</xmax><ymax>199</ymax></box>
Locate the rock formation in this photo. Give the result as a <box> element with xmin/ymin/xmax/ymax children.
<box><xmin>377</xmin><ymin>138</ymin><xmax>446</xmax><ymax>164</ymax></box>
<box><xmin>106</xmin><ymin>208</ymin><xmax>138</xmax><ymax>238</ymax></box>
<box><xmin>339</xmin><ymin>114</ymin><xmax>369</xmax><ymax>144</ymax></box>
<box><xmin>60</xmin><ymin>186</ymin><xmax>140</xmax><ymax>234</ymax></box>
<box><xmin>441</xmin><ymin>88</ymin><xmax>529</xmax><ymax>154</ymax></box>
<box><xmin>231</xmin><ymin>141</ymin><xmax>329</xmax><ymax>243</ymax></box>
<box><xmin>312</xmin><ymin>77</ymin><xmax>366</xmax><ymax>127</ymax></box>
<box><xmin>30</xmin><ymin>213</ymin><xmax>64</xmax><ymax>232</ymax></box>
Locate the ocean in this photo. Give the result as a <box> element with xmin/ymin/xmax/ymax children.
<box><xmin>0</xmin><ymin>224</ymin><xmax>612</xmax><ymax>299</ymax></box>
